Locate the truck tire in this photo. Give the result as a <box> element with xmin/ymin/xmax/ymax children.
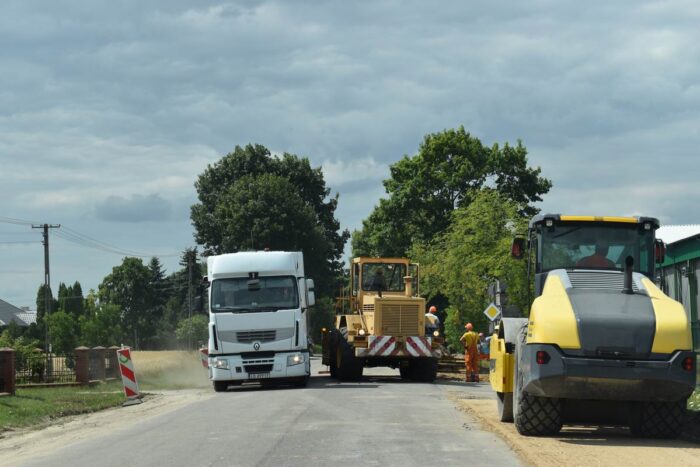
<box><xmin>411</xmin><ymin>358</ymin><xmax>437</xmax><ymax>383</ymax></box>
<box><xmin>213</xmin><ymin>381</ymin><xmax>229</xmax><ymax>392</ymax></box>
<box><xmin>629</xmin><ymin>400</ymin><xmax>687</xmax><ymax>438</ymax></box>
<box><xmin>513</xmin><ymin>324</ymin><xmax>562</xmax><ymax>436</ymax></box>
<box><xmin>294</xmin><ymin>376</ymin><xmax>309</xmax><ymax>388</ymax></box>
<box><xmin>337</xmin><ymin>333</ymin><xmax>363</xmax><ymax>381</ymax></box>
<box><xmin>497</xmin><ymin>392</ymin><xmax>514</xmax><ymax>422</ymax></box>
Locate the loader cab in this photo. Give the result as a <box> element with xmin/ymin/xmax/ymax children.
<box><xmin>519</xmin><ymin>215</ymin><xmax>662</xmax><ymax>297</ymax></box>
<box><xmin>349</xmin><ymin>257</ymin><xmax>419</xmax><ymax>313</ymax></box>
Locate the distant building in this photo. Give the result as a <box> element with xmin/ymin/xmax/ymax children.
<box><xmin>656</xmin><ymin>224</ymin><xmax>700</xmax><ymax>351</ymax></box>
<box><xmin>0</xmin><ymin>299</ymin><xmax>30</xmax><ymax>328</ymax></box>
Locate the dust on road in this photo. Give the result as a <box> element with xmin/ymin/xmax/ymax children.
<box><xmin>452</xmin><ymin>393</ymin><xmax>700</xmax><ymax>467</ymax></box>
<box><xmin>0</xmin><ymin>389</ymin><xmax>212</xmax><ymax>467</ymax></box>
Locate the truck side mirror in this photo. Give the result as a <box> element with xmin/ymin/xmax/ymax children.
<box><xmin>511</xmin><ymin>237</ymin><xmax>526</xmax><ymax>260</ymax></box>
<box><xmin>655</xmin><ymin>240</ymin><xmax>666</xmax><ymax>264</ymax></box>
<box><xmin>306</xmin><ymin>278</ymin><xmax>315</xmax><ymax>307</ymax></box>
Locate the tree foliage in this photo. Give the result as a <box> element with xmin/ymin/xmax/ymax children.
<box><xmin>410</xmin><ymin>190</ymin><xmax>529</xmax><ymax>350</ymax></box>
<box><xmin>175</xmin><ymin>315</ymin><xmax>208</xmax><ymax>347</ymax></box>
<box><xmin>191</xmin><ymin>144</ymin><xmax>349</xmax><ymax>296</ymax></box>
<box><xmin>353</xmin><ymin>127</ymin><xmax>550</xmax><ymax>257</ymax></box>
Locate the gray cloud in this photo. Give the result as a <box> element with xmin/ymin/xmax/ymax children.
<box><xmin>1</xmin><ymin>0</ymin><xmax>700</xmax><ymax>306</ymax></box>
<box><xmin>95</xmin><ymin>194</ymin><xmax>173</xmax><ymax>222</ymax></box>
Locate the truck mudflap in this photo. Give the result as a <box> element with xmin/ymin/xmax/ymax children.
<box><xmin>521</xmin><ymin>344</ymin><xmax>696</xmax><ymax>402</ymax></box>
<box><xmin>355</xmin><ymin>336</ymin><xmax>440</xmax><ymax>358</ymax></box>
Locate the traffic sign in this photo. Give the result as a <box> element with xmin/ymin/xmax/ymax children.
<box><xmin>483</xmin><ymin>302</ymin><xmax>501</xmax><ymax>321</ymax></box>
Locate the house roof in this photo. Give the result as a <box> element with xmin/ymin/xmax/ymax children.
<box><xmin>15</xmin><ymin>310</ymin><xmax>37</xmax><ymax>326</ymax></box>
<box><xmin>0</xmin><ymin>299</ymin><xmax>30</xmax><ymax>327</ymax></box>
<box><xmin>657</xmin><ymin>225</ymin><xmax>700</xmax><ymax>245</ymax></box>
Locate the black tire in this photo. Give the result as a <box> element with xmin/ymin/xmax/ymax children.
<box><xmin>513</xmin><ymin>324</ymin><xmax>562</xmax><ymax>436</ymax></box>
<box><xmin>629</xmin><ymin>400</ymin><xmax>687</xmax><ymax>438</ymax></box>
<box><xmin>337</xmin><ymin>335</ymin><xmax>363</xmax><ymax>381</ymax></box>
<box><xmin>399</xmin><ymin>365</ymin><xmax>413</xmax><ymax>380</ymax></box>
<box><xmin>497</xmin><ymin>392</ymin><xmax>514</xmax><ymax>423</ymax></box>
<box><xmin>329</xmin><ymin>332</ymin><xmax>339</xmax><ymax>379</ymax></box>
<box><xmin>411</xmin><ymin>358</ymin><xmax>438</xmax><ymax>383</ymax></box>
<box><xmin>213</xmin><ymin>381</ymin><xmax>229</xmax><ymax>392</ymax></box>
<box><xmin>294</xmin><ymin>376</ymin><xmax>309</xmax><ymax>388</ymax></box>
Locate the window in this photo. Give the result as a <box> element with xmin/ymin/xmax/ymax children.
<box><xmin>539</xmin><ymin>223</ymin><xmax>654</xmax><ymax>276</ymax></box>
<box><xmin>211</xmin><ymin>276</ymin><xmax>298</xmax><ymax>312</ymax></box>
<box><xmin>361</xmin><ymin>263</ymin><xmax>407</xmax><ymax>292</ymax></box>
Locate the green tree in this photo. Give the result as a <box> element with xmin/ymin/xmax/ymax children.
<box><xmin>46</xmin><ymin>310</ymin><xmax>78</xmax><ymax>354</ymax></box>
<box><xmin>353</xmin><ymin>127</ymin><xmax>551</xmax><ymax>257</ymax></box>
<box><xmin>175</xmin><ymin>315</ymin><xmax>208</xmax><ymax>349</ymax></box>
<box><xmin>308</xmin><ymin>297</ymin><xmax>335</xmax><ymax>344</ymax></box>
<box><xmin>410</xmin><ymin>190</ymin><xmax>529</xmax><ymax>350</ymax></box>
<box><xmin>190</xmin><ymin>144</ymin><xmax>349</xmax><ymax>296</ymax></box>
<box><xmin>79</xmin><ymin>301</ymin><xmax>124</xmax><ymax>347</ymax></box>
<box><xmin>98</xmin><ymin>257</ymin><xmax>154</xmax><ymax>349</ymax></box>
<box><xmin>34</xmin><ymin>284</ymin><xmax>58</xmax><ymax>338</ymax></box>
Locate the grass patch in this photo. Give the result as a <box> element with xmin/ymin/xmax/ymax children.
<box><xmin>0</xmin><ymin>382</ymin><xmax>124</xmax><ymax>432</ymax></box>
<box><xmin>131</xmin><ymin>351</ymin><xmax>210</xmax><ymax>390</ymax></box>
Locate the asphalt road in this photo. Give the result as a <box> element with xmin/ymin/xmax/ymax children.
<box><xmin>22</xmin><ymin>358</ymin><xmax>521</xmax><ymax>467</ymax></box>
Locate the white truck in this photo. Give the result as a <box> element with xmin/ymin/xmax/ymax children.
<box><xmin>206</xmin><ymin>251</ymin><xmax>314</xmax><ymax>391</ymax></box>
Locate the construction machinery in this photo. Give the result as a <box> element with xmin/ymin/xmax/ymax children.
<box><xmin>490</xmin><ymin>215</ymin><xmax>696</xmax><ymax>438</ymax></box>
<box><xmin>321</xmin><ymin>257</ymin><xmax>441</xmax><ymax>382</ymax></box>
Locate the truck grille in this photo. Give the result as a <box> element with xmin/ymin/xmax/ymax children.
<box><xmin>567</xmin><ymin>271</ymin><xmax>639</xmax><ymax>292</ymax></box>
<box><xmin>236</xmin><ymin>330</ymin><xmax>276</xmax><ymax>343</ymax></box>
<box><xmin>380</xmin><ymin>304</ymin><xmax>420</xmax><ymax>336</ymax></box>
<box><xmin>244</xmin><ymin>364</ymin><xmax>273</xmax><ymax>373</ymax></box>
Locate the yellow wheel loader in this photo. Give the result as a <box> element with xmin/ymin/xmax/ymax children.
<box><xmin>321</xmin><ymin>257</ymin><xmax>442</xmax><ymax>382</ymax></box>
<box><xmin>490</xmin><ymin>215</ymin><xmax>696</xmax><ymax>438</ymax></box>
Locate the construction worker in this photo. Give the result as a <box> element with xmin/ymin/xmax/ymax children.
<box><xmin>371</xmin><ymin>267</ymin><xmax>388</xmax><ymax>297</ymax></box>
<box><xmin>460</xmin><ymin>323</ymin><xmax>480</xmax><ymax>382</ymax></box>
<box><xmin>576</xmin><ymin>244</ymin><xmax>615</xmax><ymax>269</ymax></box>
<box><xmin>425</xmin><ymin>305</ymin><xmax>440</xmax><ymax>336</ymax></box>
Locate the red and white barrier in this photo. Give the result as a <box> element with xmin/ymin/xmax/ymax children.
<box><xmin>117</xmin><ymin>348</ymin><xmax>140</xmax><ymax>402</ymax></box>
<box><xmin>200</xmin><ymin>347</ymin><xmax>209</xmax><ymax>368</ymax></box>
<box><xmin>356</xmin><ymin>336</ymin><xmax>435</xmax><ymax>357</ymax></box>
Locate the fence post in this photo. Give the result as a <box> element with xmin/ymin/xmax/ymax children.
<box><xmin>92</xmin><ymin>346</ymin><xmax>106</xmax><ymax>381</ymax></box>
<box><xmin>107</xmin><ymin>346</ymin><xmax>120</xmax><ymax>379</ymax></box>
<box><xmin>74</xmin><ymin>346</ymin><xmax>90</xmax><ymax>384</ymax></box>
<box><xmin>0</xmin><ymin>348</ymin><xmax>16</xmax><ymax>395</ymax></box>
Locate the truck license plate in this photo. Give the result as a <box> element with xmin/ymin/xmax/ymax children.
<box><xmin>248</xmin><ymin>373</ymin><xmax>270</xmax><ymax>380</ymax></box>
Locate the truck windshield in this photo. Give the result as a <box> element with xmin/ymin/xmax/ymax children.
<box><xmin>362</xmin><ymin>263</ymin><xmax>407</xmax><ymax>292</ymax></box>
<box><xmin>539</xmin><ymin>223</ymin><xmax>654</xmax><ymax>276</ymax></box>
<box><xmin>211</xmin><ymin>276</ymin><xmax>299</xmax><ymax>312</ymax></box>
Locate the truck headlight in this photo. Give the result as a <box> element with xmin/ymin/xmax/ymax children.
<box><xmin>433</xmin><ymin>330</ymin><xmax>440</xmax><ymax>337</ymax></box>
<box><xmin>213</xmin><ymin>359</ymin><xmax>229</xmax><ymax>370</ymax></box>
<box><xmin>287</xmin><ymin>354</ymin><xmax>305</xmax><ymax>366</ymax></box>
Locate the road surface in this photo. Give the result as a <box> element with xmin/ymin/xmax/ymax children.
<box><xmin>17</xmin><ymin>358</ymin><xmax>520</xmax><ymax>466</ymax></box>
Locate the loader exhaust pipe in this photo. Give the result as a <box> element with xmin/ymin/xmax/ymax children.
<box><xmin>623</xmin><ymin>256</ymin><xmax>634</xmax><ymax>295</ymax></box>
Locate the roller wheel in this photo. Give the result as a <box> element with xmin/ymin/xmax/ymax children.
<box><xmin>411</xmin><ymin>358</ymin><xmax>438</xmax><ymax>383</ymax></box>
<box><xmin>337</xmin><ymin>334</ymin><xmax>363</xmax><ymax>381</ymax></box>
<box><xmin>629</xmin><ymin>400</ymin><xmax>687</xmax><ymax>438</ymax></box>
<box><xmin>513</xmin><ymin>324</ymin><xmax>562</xmax><ymax>436</ymax></box>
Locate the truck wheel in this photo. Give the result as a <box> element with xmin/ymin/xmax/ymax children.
<box><xmin>213</xmin><ymin>381</ymin><xmax>229</xmax><ymax>392</ymax></box>
<box><xmin>411</xmin><ymin>358</ymin><xmax>437</xmax><ymax>383</ymax></box>
<box><xmin>513</xmin><ymin>325</ymin><xmax>562</xmax><ymax>436</ymax></box>
<box><xmin>294</xmin><ymin>376</ymin><xmax>309</xmax><ymax>388</ymax></box>
<box><xmin>329</xmin><ymin>331</ymin><xmax>339</xmax><ymax>379</ymax></box>
<box><xmin>497</xmin><ymin>392</ymin><xmax>514</xmax><ymax>422</ymax></box>
<box><xmin>629</xmin><ymin>400</ymin><xmax>687</xmax><ymax>438</ymax></box>
<box><xmin>337</xmin><ymin>335</ymin><xmax>363</xmax><ymax>381</ymax></box>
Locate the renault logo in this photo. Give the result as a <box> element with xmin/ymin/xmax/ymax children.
<box><xmin>253</xmin><ymin>341</ymin><xmax>261</xmax><ymax>351</ymax></box>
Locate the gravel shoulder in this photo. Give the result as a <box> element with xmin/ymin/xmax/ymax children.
<box><xmin>453</xmin><ymin>394</ymin><xmax>700</xmax><ymax>467</ymax></box>
<box><xmin>0</xmin><ymin>389</ymin><xmax>212</xmax><ymax>467</ymax></box>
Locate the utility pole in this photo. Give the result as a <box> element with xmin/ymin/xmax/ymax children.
<box><xmin>31</xmin><ymin>224</ymin><xmax>60</xmax><ymax>355</ymax></box>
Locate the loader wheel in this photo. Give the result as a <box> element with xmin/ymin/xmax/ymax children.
<box><xmin>513</xmin><ymin>324</ymin><xmax>562</xmax><ymax>436</ymax></box>
<box><xmin>337</xmin><ymin>335</ymin><xmax>363</xmax><ymax>382</ymax></box>
<box><xmin>497</xmin><ymin>392</ymin><xmax>514</xmax><ymax>423</ymax></box>
<box><xmin>329</xmin><ymin>332</ymin><xmax>339</xmax><ymax>379</ymax></box>
<box><xmin>411</xmin><ymin>358</ymin><xmax>437</xmax><ymax>383</ymax></box>
<box><xmin>629</xmin><ymin>400</ymin><xmax>687</xmax><ymax>439</ymax></box>
<box><xmin>399</xmin><ymin>364</ymin><xmax>413</xmax><ymax>380</ymax></box>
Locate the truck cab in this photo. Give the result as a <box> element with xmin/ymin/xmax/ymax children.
<box><xmin>207</xmin><ymin>251</ymin><xmax>314</xmax><ymax>391</ymax></box>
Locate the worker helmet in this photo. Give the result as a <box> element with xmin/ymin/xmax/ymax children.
<box><xmin>479</xmin><ymin>332</ymin><xmax>483</xmax><ymax>337</ymax></box>
<box><xmin>429</xmin><ymin>305</ymin><xmax>437</xmax><ymax>313</ymax></box>
<box><xmin>465</xmin><ymin>323</ymin><xmax>473</xmax><ymax>331</ymax></box>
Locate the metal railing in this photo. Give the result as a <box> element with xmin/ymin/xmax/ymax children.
<box><xmin>15</xmin><ymin>352</ymin><xmax>76</xmax><ymax>384</ymax></box>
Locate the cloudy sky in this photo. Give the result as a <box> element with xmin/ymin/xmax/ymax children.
<box><xmin>1</xmin><ymin>0</ymin><xmax>699</xmax><ymax>307</ymax></box>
